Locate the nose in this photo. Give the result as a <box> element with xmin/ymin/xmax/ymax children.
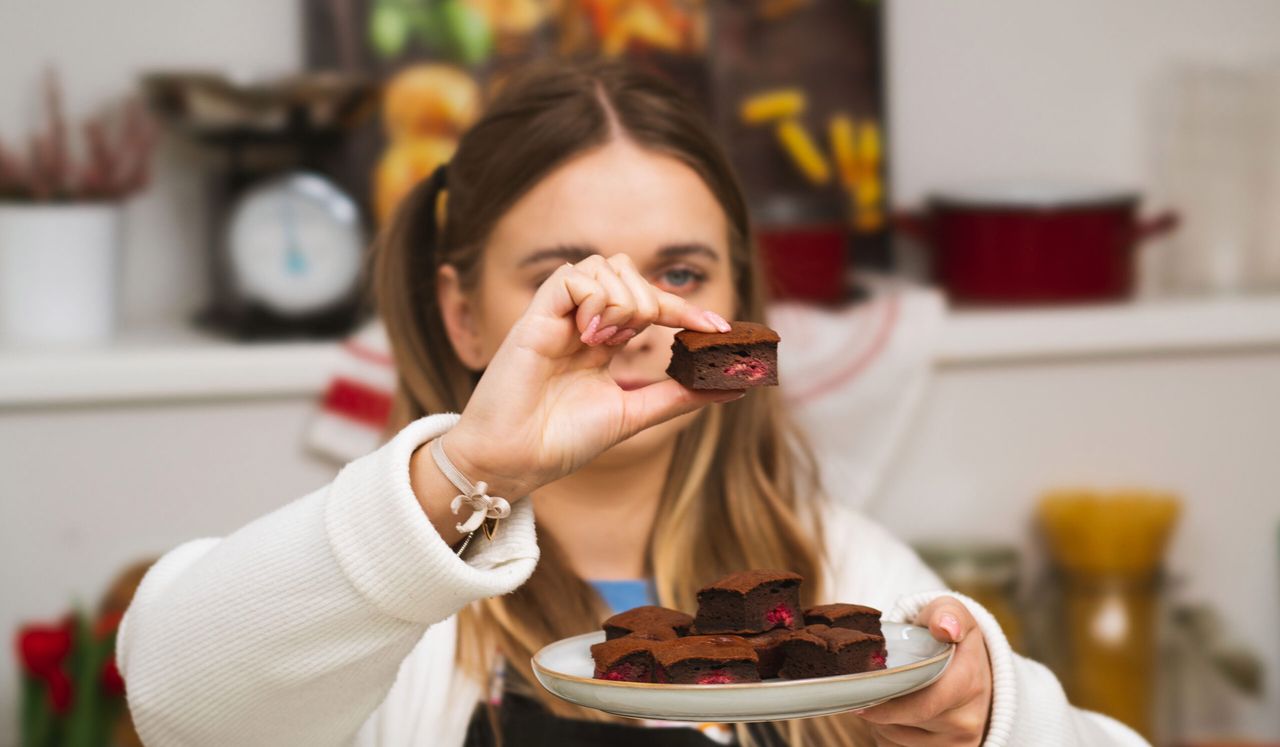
<box><xmin>617</xmin><ymin>323</ymin><xmax>661</xmax><ymax>354</ymax></box>
<box><xmin>609</xmin><ymin>324</ymin><xmax>670</xmax><ymax>370</ymax></box>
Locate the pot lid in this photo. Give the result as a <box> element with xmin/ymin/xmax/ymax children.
<box><xmin>752</xmin><ymin>190</ymin><xmax>846</xmax><ymax>227</ymax></box>
<box><xmin>930</xmin><ymin>182</ymin><xmax>1139</xmax><ymax>209</ymax></box>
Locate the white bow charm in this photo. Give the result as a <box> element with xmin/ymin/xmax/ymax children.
<box><xmin>449</xmin><ymin>480</ymin><xmax>512</xmax><ymax>534</ymax></box>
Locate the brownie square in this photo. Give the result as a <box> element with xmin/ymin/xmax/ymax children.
<box><xmin>742</xmin><ymin>627</ymin><xmax>795</xmax><ymax>679</ymax></box>
<box><xmin>666</xmin><ymin>321</ymin><xmax>780</xmax><ymax>391</ymax></box>
<box><xmin>804</xmin><ymin>603</ymin><xmax>883</xmax><ymax>637</ymax></box>
<box><xmin>591</xmin><ymin>637</ymin><xmax>660</xmax><ymax>682</ymax></box>
<box><xmin>779</xmin><ymin>624</ymin><xmax>887</xmax><ymax>679</ymax></box>
<box><xmin>652</xmin><ymin>635</ymin><xmax>760</xmax><ymax>685</ymax></box>
<box><xmin>693</xmin><ymin>570</ymin><xmax>803</xmax><ymax>635</ymax></box>
<box><xmin>778</xmin><ymin>628</ymin><xmax>835</xmax><ymax>679</ymax></box>
<box><xmin>819</xmin><ymin>626</ymin><xmax>888</xmax><ymax>674</ymax></box>
<box><xmin>603</xmin><ymin>605</ymin><xmax>694</xmax><ymax>641</ymax></box>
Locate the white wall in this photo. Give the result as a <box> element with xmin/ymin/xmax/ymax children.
<box><xmin>886</xmin><ymin>0</ymin><xmax>1280</xmax><ymax>205</ymax></box>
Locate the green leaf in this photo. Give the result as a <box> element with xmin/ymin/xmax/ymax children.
<box><xmin>440</xmin><ymin>0</ymin><xmax>493</xmax><ymax>66</ymax></box>
<box><xmin>66</xmin><ymin>612</ymin><xmax>98</xmax><ymax>747</ymax></box>
<box><xmin>370</xmin><ymin>4</ymin><xmax>411</xmax><ymax>59</ymax></box>
<box><xmin>21</xmin><ymin>675</ymin><xmax>48</xmax><ymax>747</ymax></box>
<box><xmin>411</xmin><ymin>3</ymin><xmax>450</xmax><ymax>53</ymax></box>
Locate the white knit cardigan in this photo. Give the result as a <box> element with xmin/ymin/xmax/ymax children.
<box><xmin>118</xmin><ymin>413</ymin><xmax>1148</xmax><ymax>746</ymax></box>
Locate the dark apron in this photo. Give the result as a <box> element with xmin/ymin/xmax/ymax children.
<box><xmin>462</xmin><ymin>670</ymin><xmax>788</xmax><ymax>747</ymax></box>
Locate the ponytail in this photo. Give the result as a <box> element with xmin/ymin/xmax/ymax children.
<box><xmin>372</xmin><ymin>162</ymin><xmax>473</xmax><ymax>427</ymax></box>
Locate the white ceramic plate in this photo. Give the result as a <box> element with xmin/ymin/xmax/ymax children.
<box><xmin>530</xmin><ymin>622</ymin><xmax>954</xmax><ymax>722</ymax></box>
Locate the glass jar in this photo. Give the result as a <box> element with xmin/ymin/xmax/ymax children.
<box><xmin>1057</xmin><ymin>571</ymin><xmax>1165</xmax><ymax>740</ymax></box>
<box><xmin>914</xmin><ymin>542</ymin><xmax>1025</xmax><ymax>654</ymax></box>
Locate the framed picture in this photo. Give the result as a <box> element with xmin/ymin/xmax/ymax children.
<box><xmin>306</xmin><ymin>0</ymin><xmax>889</xmax><ymax>280</ymax></box>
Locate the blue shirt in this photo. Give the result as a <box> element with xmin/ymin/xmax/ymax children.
<box><xmin>589</xmin><ymin>578</ymin><xmax>657</xmax><ymax>614</ymax></box>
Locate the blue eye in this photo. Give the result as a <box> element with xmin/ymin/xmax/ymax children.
<box><xmin>661</xmin><ymin>266</ymin><xmax>706</xmax><ymax>290</ymax></box>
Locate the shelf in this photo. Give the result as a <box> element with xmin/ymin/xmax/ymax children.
<box><xmin>0</xmin><ymin>324</ymin><xmax>343</xmax><ymax>407</ymax></box>
<box><xmin>3</xmin><ymin>295</ymin><xmax>1280</xmax><ymax>407</ymax></box>
<box><xmin>937</xmin><ymin>296</ymin><xmax>1280</xmax><ymax>365</ymax></box>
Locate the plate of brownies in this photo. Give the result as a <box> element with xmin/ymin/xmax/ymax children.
<box><xmin>531</xmin><ymin>570</ymin><xmax>955</xmax><ymax>722</ymax></box>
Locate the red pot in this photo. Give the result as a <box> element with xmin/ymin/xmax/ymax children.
<box><xmin>755</xmin><ymin>193</ymin><xmax>852</xmax><ymax>304</ymax></box>
<box><xmin>898</xmin><ymin>186</ymin><xmax>1178</xmax><ymax>304</ymax></box>
<box><xmin>757</xmin><ymin>223</ymin><xmax>850</xmax><ymax>304</ymax></box>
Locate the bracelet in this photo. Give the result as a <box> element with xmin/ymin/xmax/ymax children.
<box><xmin>429</xmin><ymin>436</ymin><xmax>512</xmax><ymax>555</ymax></box>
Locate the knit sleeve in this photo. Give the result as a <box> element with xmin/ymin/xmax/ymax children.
<box><xmin>117</xmin><ymin>413</ymin><xmax>539</xmax><ymax>747</ymax></box>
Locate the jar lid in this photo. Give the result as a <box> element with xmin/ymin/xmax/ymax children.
<box><xmin>753</xmin><ymin>190</ymin><xmax>846</xmax><ymax>228</ymax></box>
<box><xmin>914</xmin><ymin>541</ymin><xmax>1020</xmax><ymax>585</ymax></box>
<box><xmin>929</xmin><ymin>182</ymin><xmax>1138</xmax><ymax>210</ymax></box>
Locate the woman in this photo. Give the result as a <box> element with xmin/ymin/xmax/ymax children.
<box><xmin>118</xmin><ymin>62</ymin><xmax>1146</xmax><ymax>747</ymax></box>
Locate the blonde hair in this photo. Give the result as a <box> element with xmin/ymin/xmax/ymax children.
<box><xmin>373</xmin><ymin>60</ymin><xmax>870</xmax><ymax>746</ymax></box>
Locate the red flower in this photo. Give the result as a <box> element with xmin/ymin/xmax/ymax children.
<box><xmin>94</xmin><ymin>609</ymin><xmax>125</xmax><ymax>641</ymax></box>
<box><xmin>16</xmin><ymin>623</ymin><xmax>73</xmax><ymax>678</ymax></box>
<box><xmin>45</xmin><ymin>668</ymin><xmax>73</xmax><ymax>714</ymax></box>
<box><xmin>101</xmin><ymin>656</ymin><xmax>126</xmax><ymax>698</ymax></box>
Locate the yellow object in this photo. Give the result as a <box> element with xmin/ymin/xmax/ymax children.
<box><xmin>854</xmin><ymin>121</ymin><xmax>884</xmax><ymax>231</ymax></box>
<box><xmin>382</xmin><ymin>65</ymin><xmax>481</xmax><ymax>140</ymax></box>
<box><xmin>854</xmin><ymin>207</ymin><xmax>884</xmax><ymax>233</ymax></box>
<box><xmin>829</xmin><ymin>113</ymin><xmax>858</xmax><ymax>188</ymax></box>
<box><xmin>775</xmin><ymin>119</ymin><xmax>830</xmax><ymax>186</ymax></box>
<box><xmin>465</xmin><ymin>0</ymin><xmax>548</xmax><ymax>36</ymax></box>
<box><xmin>603</xmin><ymin>2</ymin><xmax>682</xmax><ymax>57</ymax></box>
<box><xmin>1038</xmin><ymin>489</ymin><xmax>1180</xmax><ymax>741</ymax></box>
<box><xmin>740</xmin><ymin>90</ymin><xmax>806</xmax><ymax>125</ymax></box>
<box><xmin>374</xmin><ymin>136</ymin><xmax>458</xmax><ymax>224</ymax></box>
<box><xmin>1039</xmin><ymin>490</ymin><xmax>1180</xmax><ymax>576</ymax></box>
<box><xmin>829</xmin><ymin>114</ymin><xmax>885</xmax><ymax>232</ymax></box>
<box><xmin>857</xmin><ymin>120</ymin><xmax>882</xmax><ymax>169</ymax></box>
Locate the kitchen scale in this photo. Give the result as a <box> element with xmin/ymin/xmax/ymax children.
<box><xmin>143</xmin><ymin>71</ymin><xmax>376</xmax><ymax>339</ymax></box>
<box><xmin>214</xmin><ymin>172</ymin><xmax>365</xmax><ymax>338</ymax></box>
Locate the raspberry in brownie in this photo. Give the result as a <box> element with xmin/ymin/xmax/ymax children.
<box><xmin>666</xmin><ymin>321</ymin><xmax>780</xmax><ymax>391</ymax></box>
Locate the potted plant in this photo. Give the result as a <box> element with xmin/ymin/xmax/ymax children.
<box><xmin>0</xmin><ymin>71</ymin><xmax>156</xmax><ymax>347</ymax></box>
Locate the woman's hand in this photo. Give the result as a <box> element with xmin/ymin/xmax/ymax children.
<box><xmin>855</xmin><ymin>597</ymin><xmax>993</xmax><ymax>746</ymax></box>
<box><xmin>441</xmin><ymin>253</ymin><xmax>739</xmax><ymax>501</ymax></box>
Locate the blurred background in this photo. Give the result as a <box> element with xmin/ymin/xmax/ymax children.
<box><xmin>1</xmin><ymin>1</ymin><xmax>1278</xmax><ymax>745</ymax></box>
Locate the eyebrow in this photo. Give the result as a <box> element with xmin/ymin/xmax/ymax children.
<box><xmin>516</xmin><ymin>242</ymin><xmax>721</xmax><ymax>268</ymax></box>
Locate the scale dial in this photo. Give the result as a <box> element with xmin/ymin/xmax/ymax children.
<box><xmin>227</xmin><ymin>173</ymin><xmax>364</xmax><ymax>316</ymax></box>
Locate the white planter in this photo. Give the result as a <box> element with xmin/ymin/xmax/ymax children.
<box><xmin>0</xmin><ymin>203</ymin><xmax>122</xmax><ymax>347</ymax></box>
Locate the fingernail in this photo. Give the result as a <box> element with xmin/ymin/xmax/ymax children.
<box><xmin>715</xmin><ymin>390</ymin><xmax>747</xmax><ymax>402</ymax></box>
<box><xmin>590</xmin><ymin>325</ymin><xmax>618</xmax><ymax>345</ymax></box>
<box><xmin>605</xmin><ymin>328</ymin><xmax>637</xmax><ymax>346</ymax></box>
<box><xmin>704</xmin><ymin>310</ymin><xmax>731</xmax><ymax>333</ymax></box>
<box><xmin>939</xmin><ymin>613</ymin><xmax>962</xmax><ymax>642</ymax></box>
<box><xmin>580</xmin><ymin>315</ymin><xmax>601</xmax><ymax>343</ymax></box>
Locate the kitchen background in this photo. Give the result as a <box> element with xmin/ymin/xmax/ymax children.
<box><xmin>1</xmin><ymin>1</ymin><xmax>1279</xmax><ymax>745</ymax></box>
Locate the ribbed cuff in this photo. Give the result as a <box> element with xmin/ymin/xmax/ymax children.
<box><xmin>887</xmin><ymin>590</ymin><xmax>1016</xmax><ymax>747</ymax></box>
<box><xmin>324</xmin><ymin>413</ymin><xmax>540</xmax><ymax>623</ymax></box>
